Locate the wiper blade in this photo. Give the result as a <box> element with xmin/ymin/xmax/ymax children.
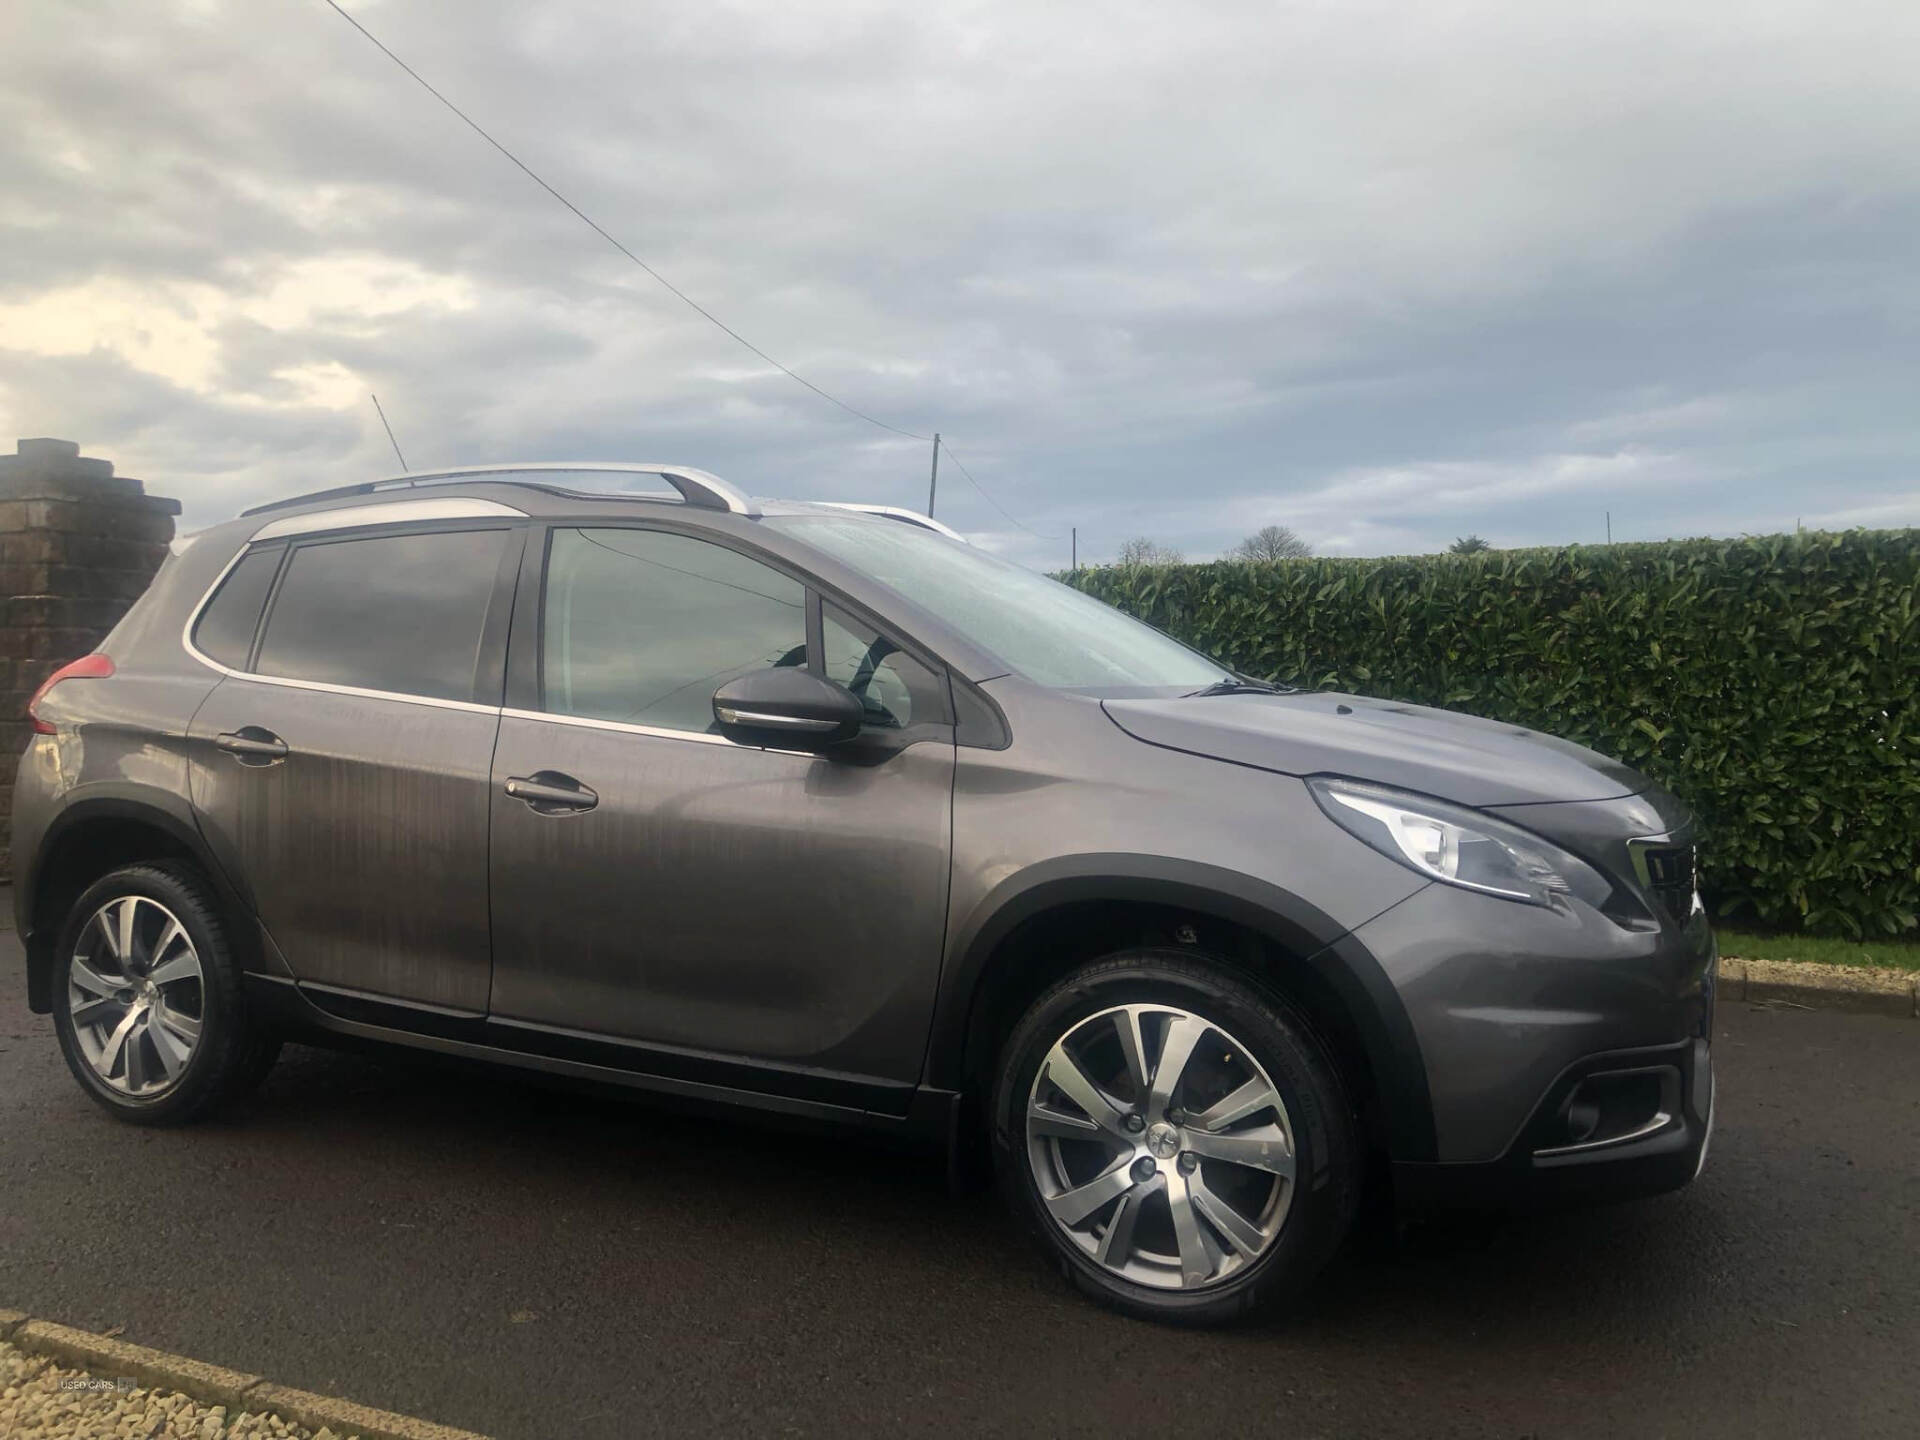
<box><xmin>1183</xmin><ymin>677</ymin><xmax>1288</xmax><ymax>697</ymax></box>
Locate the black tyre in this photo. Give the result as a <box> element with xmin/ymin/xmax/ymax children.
<box><xmin>50</xmin><ymin>861</ymin><xmax>279</xmax><ymax>1125</ymax></box>
<box><xmin>991</xmin><ymin>949</ymin><xmax>1360</xmax><ymax>1325</ymax></box>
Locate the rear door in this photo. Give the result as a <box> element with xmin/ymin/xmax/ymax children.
<box><xmin>486</xmin><ymin>522</ymin><xmax>954</xmax><ymax>1107</ymax></box>
<box><xmin>188</xmin><ymin>520</ymin><xmax>522</xmax><ymax>1014</ymax></box>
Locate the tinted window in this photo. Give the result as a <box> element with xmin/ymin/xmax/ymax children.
<box><xmin>543</xmin><ymin>528</ymin><xmax>807</xmax><ymax>732</ymax></box>
<box><xmin>192</xmin><ymin>547</ymin><xmax>281</xmax><ymax>669</ymax></box>
<box><xmin>820</xmin><ymin>603</ymin><xmax>943</xmax><ymax>729</ymax></box>
<box><xmin>255</xmin><ymin>529</ymin><xmax>509</xmax><ymax>702</ymax></box>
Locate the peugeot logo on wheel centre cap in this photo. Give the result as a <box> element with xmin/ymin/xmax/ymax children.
<box><xmin>1145</xmin><ymin>1122</ymin><xmax>1182</xmax><ymax>1160</ymax></box>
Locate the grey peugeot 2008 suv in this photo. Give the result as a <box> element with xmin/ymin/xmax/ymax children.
<box><xmin>13</xmin><ymin>463</ymin><xmax>1715</xmax><ymax>1325</ymax></box>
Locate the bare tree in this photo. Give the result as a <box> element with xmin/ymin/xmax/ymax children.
<box><xmin>1449</xmin><ymin>534</ymin><xmax>1492</xmax><ymax>554</ymax></box>
<box><xmin>1232</xmin><ymin>525</ymin><xmax>1312</xmax><ymax>561</ymax></box>
<box><xmin>1115</xmin><ymin>536</ymin><xmax>1184</xmax><ymax>566</ymax></box>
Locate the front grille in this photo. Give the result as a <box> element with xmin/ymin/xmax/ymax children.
<box><xmin>1631</xmin><ymin>841</ymin><xmax>1696</xmax><ymax>925</ymax></box>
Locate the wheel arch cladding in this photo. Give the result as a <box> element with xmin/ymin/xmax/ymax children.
<box><xmin>931</xmin><ymin>854</ymin><xmax>1438</xmax><ymax>1163</ymax></box>
<box><xmin>23</xmin><ymin>798</ymin><xmax>246</xmax><ymax>1015</ymax></box>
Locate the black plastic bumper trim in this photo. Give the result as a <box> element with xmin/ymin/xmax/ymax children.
<box><xmin>1393</xmin><ymin>1036</ymin><xmax>1713</xmax><ymax>1214</ymax></box>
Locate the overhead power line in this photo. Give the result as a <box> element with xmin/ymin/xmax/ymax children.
<box><xmin>316</xmin><ymin>0</ymin><xmax>928</xmax><ymax>442</ymax></box>
<box><xmin>313</xmin><ymin>0</ymin><xmax>1054</xmax><ymax>542</ymax></box>
<box><xmin>939</xmin><ymin>443</ymin><xmax>1057</xmax><ymax>540</ymax></box>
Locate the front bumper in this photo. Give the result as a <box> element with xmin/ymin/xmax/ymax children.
<box><xmin>1392</xmin><ymin>1034</ymin><xmax>1715</xmax><ymax>1213</ymax></box>
<box><xmin>1349</xmin><ymin>818</ymin><xmax>1718</xmax><ymax>1163</ymax></box>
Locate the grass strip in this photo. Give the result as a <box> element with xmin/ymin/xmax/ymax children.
<box><xmin>1719</xmin><ymin>929</ymin><xmax>1920</xmax><ymax>974</ymax></box>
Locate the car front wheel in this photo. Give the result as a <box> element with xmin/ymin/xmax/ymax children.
<box><xmin>992</xmin><ymin>949</ymin><xmax>1360</xmax><ymax>1325</ymax></box>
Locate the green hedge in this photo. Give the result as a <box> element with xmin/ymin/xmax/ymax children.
<box><xmin>1064</xmin><ymin>531</ymin><xmax>1920</xmax><ymax>938</ymax></box>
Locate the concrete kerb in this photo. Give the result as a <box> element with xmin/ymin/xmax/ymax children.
<box><xmin>6</xmin><ymin>1314</ymin><xmax>489</xmax><ymax>1440</ymax></box>
<box><xmin>1717</xmin><ymin>955</ymin><xmax>1918</xmax><ymax>1018</ymax></box>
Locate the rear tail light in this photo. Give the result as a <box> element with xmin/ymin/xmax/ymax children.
<box><xmin>27</xmin><ymin>653</ymin><xmax>115</xmax><ymax>734</ymax></box>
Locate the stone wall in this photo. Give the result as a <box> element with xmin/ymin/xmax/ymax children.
<box><xmin>0</xmin><ymin>439</ymin><xmax>180</xmax><ymax>877</ymax></box>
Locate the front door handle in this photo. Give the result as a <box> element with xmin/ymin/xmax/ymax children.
<box><xmin>504</xmin><ymin>772</ymin><xmax>599</xmax><ymax>815</ymax></box>
<box><xmin>215</xmin><ymin>728</ymin><xmax>288</xmax><ymax>765</ymax></box>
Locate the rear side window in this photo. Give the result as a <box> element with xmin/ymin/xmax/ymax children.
<box><xmin>255</xmin><ymin>529</ymin><xmax>509</xmax><ymax>702</ymax></box>
<box><xmin>192</xmin><ymin>547</ymin><xmax>282</xmax><ymax>669</ymax></box>
<box><xmin>542</xmin><ymin>527</ymin><xmax>807</xmax><ymax>732</ymax></box>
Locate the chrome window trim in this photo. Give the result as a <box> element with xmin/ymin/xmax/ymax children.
<box><xmin>180</xmin><ymin>527</ymin><xmax>510</xmax><ymax>714</ymax></box>
<box><xmin>181</xmin><ymin>544</ymin><xmax>261</xmax><ymax>679</ymax></box>
<box><xmin>500</xmin><ymin>707</ymin><xmax>815</xmax><ymax>758</ymax></box>
<box><xmin>502</xmin><ymin>707</ymin><xmax>740</xmax><ymax>748</ymax></box>
<box><xmin>210</xmin><ymin>669</ymin><xmax>502</xmax><ymax>715</ymax></box>
<box><xmin>251</xmin><ymin>496</ymin><xmax>526</xmax><ymax>541</ymax></box>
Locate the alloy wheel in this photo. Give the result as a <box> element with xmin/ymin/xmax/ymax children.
<box><xmin>65</xmin><ymin>895</ymin><xmax>205</xmax><ymax>1098</ymax></box>
<box><xmin>1024</xmin><ymin>1002</ymin><xmax>1296</xmax><ymax>1290</ymax></box>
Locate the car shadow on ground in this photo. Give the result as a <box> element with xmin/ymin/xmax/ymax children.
<box><xmin>212</xmin><ymin>1037</ymin><xmax>1728</xmax><ymax>1351</ymax></box>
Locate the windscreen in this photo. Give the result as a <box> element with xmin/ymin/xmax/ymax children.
<box><xmin>770</xmin><ymin>514</ymin><xmax>1231</xmax><ymax>692</ymax></box>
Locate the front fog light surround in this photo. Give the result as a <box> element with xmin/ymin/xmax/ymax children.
<box><xmin>1309</xmin><ymin>777</ymin><xmax>1613</xmax><ymax>910</ymax></box>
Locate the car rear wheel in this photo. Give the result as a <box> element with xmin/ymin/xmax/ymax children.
<box><xmin>51</xmin><ymin>861</ymin><xmax>279</xmax><ymax>1125</ymax></box>
<box><xmin>992</xmin><ymin>949</ymin><xmax>1359</xmax><ymax>1325</ymax></box>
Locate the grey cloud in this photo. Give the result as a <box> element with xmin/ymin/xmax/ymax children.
<box><xmin>1</xmin><ymin>0</ymin><xmax>1916</xmax><ymax>563</ymax></box>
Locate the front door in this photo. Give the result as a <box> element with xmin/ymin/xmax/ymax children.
<box><xmin>486</xmin><ymin>524</ymin><xmax>954</xmax><ymax>1106</ymax></box>
<box><xmin>188</xmin><ymin>522</ymin><xmax>519</xmax><ymax>1014</ymax></box>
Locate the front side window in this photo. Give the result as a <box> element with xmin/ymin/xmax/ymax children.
<box><xmin>820</xmin><ymin>603</ymin><xmax>942</xmax><ymax>729</ymax></box>
<box><xmin>542</xmin><ymin>527</ymin><xmax>807</xmax><ymax>732</ymax></box>
<box><xmin>767</xmin><ymin>515</ymin><xmax>1230</xmax><ymax>694</ymax></box>
<box><xmin>254</xmin><ymin>528</ymin><xmax>509</xmax><ymax>702</ymax></box>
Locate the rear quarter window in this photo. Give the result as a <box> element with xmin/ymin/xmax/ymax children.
<box><xmin>191</xmin><ymin>546</ymin><xmax>283</xmax><ymax>669</ymax></box>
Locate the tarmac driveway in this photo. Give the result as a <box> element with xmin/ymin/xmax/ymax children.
<box><xmin>2</xmin><ymin>917</ymin><xmax>1915</xmax><ymax>1439</ymax></box>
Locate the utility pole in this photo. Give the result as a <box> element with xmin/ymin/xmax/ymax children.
<box><xmin>1071</xmin><ymin>527</ymin><xmax>1078</xmax><ymax>572</ymax></box>
<box><xmin>1605</xmin><ymin>509</ymin><xmax>1612</xmax><ymax>545</ymax></box>
<box><xmin>927</xmin><ymin>432</ymin><xmax>940</xmax><ymax>518</ymax></box>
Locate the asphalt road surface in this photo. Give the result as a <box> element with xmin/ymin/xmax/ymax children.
<box><xmin>3</xmin><ymin>918</ymin><xmax>1915</xmax><ymax>1439</ymax></box>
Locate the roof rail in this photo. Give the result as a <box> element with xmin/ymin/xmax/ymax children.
<box><xmin>819</xmin><ymin>503</ymin><xmax>968</xmax><ymax>544</ymax></box>
<box><xmin>241</xmin><ymin>463</ymin><xmax>760</xmax><ymax>519</ymax></box>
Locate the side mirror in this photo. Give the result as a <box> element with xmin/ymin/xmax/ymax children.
<box><xmin>712</xmin><ymin>667</ymin><xmax>864</xmax><ymax>749</ymax></box>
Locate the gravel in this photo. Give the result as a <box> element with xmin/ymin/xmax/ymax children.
<box><xmin>0</xmin><ymin>1339</ymin><xmax>358</xmax><ymax>1439</ymax></box>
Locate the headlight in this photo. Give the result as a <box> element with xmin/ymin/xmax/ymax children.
<box><xmin>1308</xmin><ymin>777</ymin><xmax>1613</xmax><ymax>910</ymax></box>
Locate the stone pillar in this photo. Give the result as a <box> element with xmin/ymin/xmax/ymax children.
<box><xmin>0</xmin><ymin>439</ymin><xmax>181</xmax><ymax>877</ymax></box>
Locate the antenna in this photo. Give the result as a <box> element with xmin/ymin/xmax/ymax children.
<box><xmin>927</xmin><ymin>433</ymin><xmax>941</xmax><ymax>518</ymax></box>
<box><xmin>371</xmin><ymin>393</ymin><xmax>408</xmax><ymax>471</ymax></box>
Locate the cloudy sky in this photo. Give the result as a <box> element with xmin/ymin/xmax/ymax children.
<box><xmin>2</xmin><ymin>0</ymin><xmax>1916</xmax><ymax>566</ymax></box>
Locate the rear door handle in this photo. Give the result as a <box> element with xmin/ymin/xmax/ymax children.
<box><xmin>504</xmin><ymin>772</ymin><xmax>599</xmax><ymax>814</ymax></box>
<box><xmin>215</xmin><ymin>728</ymin><xmax>288</xmax><ymax>765</ymax></box>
